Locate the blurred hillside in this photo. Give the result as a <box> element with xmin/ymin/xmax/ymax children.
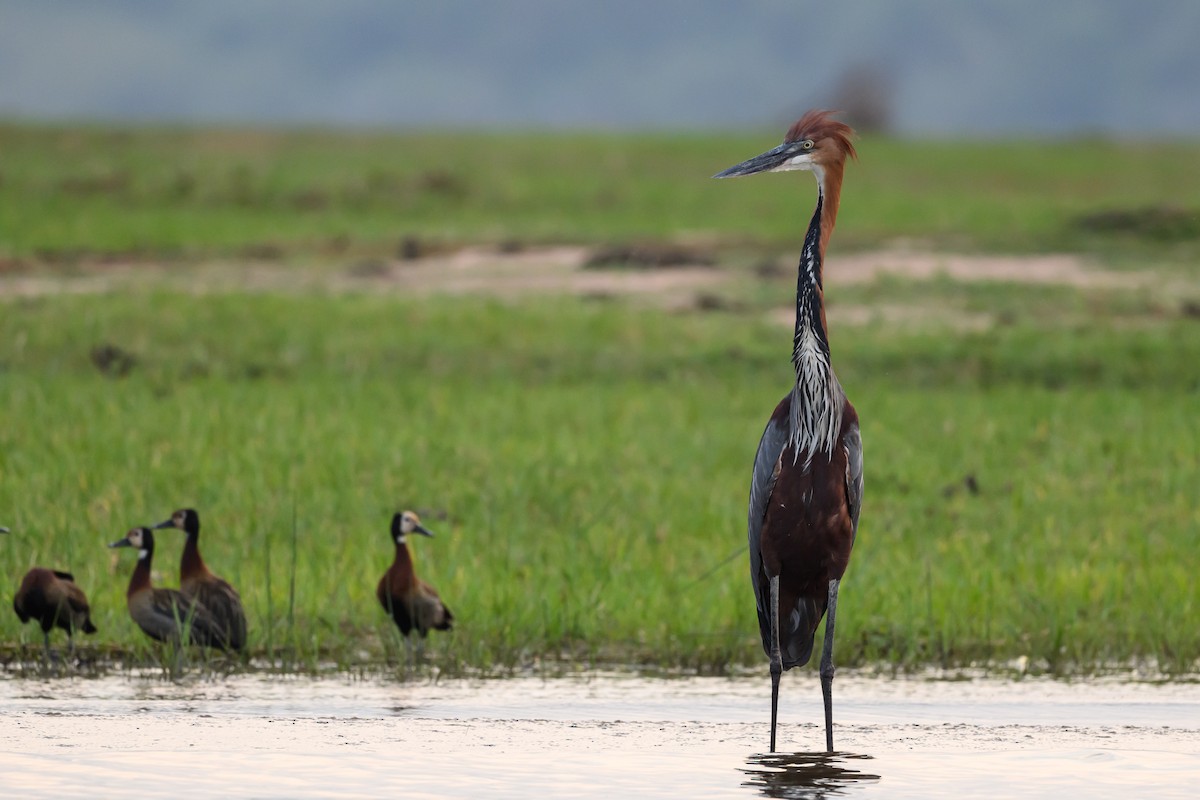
<box><xmin>2</xmin><ymin>0</ymin><xmax>1198</xmax><ymax>135</ymax></box>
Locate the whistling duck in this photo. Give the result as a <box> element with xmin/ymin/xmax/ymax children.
<box><xmin>13</xmin><ymin>567</ymin><xmax>98</xmax><ymax>659</ymax></box>
<box><xmin>108</xmin><ymin>527</ymin><xmax>225</xmax><ymax>648</ymax></box>
<box><xmin>154</xmin><ymin>508</ymin><xmax>247</xmax><ymax>652</ymax></box>
<box><xmin>377</xmin><ymin>511</ymin><xmax>453</xmax><ymax>641</ymax></box>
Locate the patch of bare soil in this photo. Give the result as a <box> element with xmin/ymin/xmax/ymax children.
<box><xmin>334</xmin><ymin>245</ymin><xmax>725</xmax><ymax>301</ymax></box>
<box><xmin>343</xmin><ymin>247</ymin><xmax>1156</xmax><ymax>299</ymax></box>
<box><xmin>0</xmin><ymin>245</ymin><xmax>1162</xmax><ymax>309</ymax></box>
<box><xmin>829</xmin><ymin>251</ymin><xmax>1142</xmax><ymax>288</ymax></box>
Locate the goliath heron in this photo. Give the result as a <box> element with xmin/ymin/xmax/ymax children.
<box><xmin>715</xmin><ymin>110</ymin><xmax>864</xmax><ymax>753</ymax></box>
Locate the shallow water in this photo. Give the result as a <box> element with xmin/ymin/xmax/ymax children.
<box><xmin>2</xmin><ymin>672</ymin><xmax>1197</xmax><ymax>798</ymax></box>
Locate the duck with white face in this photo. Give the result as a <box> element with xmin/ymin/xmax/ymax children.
<box><xmin>377</xmin><ymin>510</ymin><xmax>454</xmax><ymax>655</ymax></box>
<box><xmin>109</xmin><ymin>526</ymin><xmax>224</xmax><ymax>649</ymax></box>
<box><xmin>153</xmin><ymin>507</ymin><xmax>247</xmax><ymax>653</ymax></box>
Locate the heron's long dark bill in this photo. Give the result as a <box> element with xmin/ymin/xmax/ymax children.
<box><xmin>713</xmin><ymin>142</ymin><xmax>801</xmax><ymax>178</ymax></box>
<box><xmin>414</xmin><ymin>525</ymin><xmax>434</xmax><ymax>537</ymax></box>
<box><xmin>109</xmin><ymin>538</ymin><xmax>132</xmax><ymax>548</ymax></box>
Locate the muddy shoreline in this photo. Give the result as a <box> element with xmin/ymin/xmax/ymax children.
<box><xmin>3</xmin><ymin>674</ymin><xmax>1197</xmax><ymax>798</ymax></box>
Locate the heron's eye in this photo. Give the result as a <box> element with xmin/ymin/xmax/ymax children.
<box><xmin>802</xmin><ymin>140</ymin><xmax>814</xmax><ymax>150</ymax></box>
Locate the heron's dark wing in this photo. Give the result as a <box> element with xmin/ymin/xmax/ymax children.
<box><xmin>843</xmin><ymin>420</ymin><xmax>864</xmax><ymax>542</ymax></box>
<box><xmin>748</xmin><ymin>397</ymin><xmax>792</xmax><ymax>635</ymax></box>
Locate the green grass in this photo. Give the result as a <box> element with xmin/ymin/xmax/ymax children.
<box><xmin>2</xmin><ymin>122</ymin><xmax>1198</xmax><ymax>677</ymax></box>
<box><xmin>3</xmin><ymin>124</ymin><xmax>1200</xmax><ymax>263</ymax></box>
<box><xmin>2</xmin><ymin>289</ymin><xmax>1198</xmax><ymax>676</ymax></box>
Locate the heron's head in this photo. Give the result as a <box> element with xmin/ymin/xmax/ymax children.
<box><xmin>714</xmin><ymin>109</ymin><xmax>856</xmax><ymax>179</ymax></box>
<box><xmin>391</xmin><ymin>510</ymin><xmax>433</xmax><ymax>544</ymax></box>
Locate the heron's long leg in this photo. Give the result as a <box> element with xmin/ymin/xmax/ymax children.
<box><xmin>769</xmin><ymin>575</ymin><xmax>782</xmax><ymax>754</ymax></box>
<box><xmin>820</xmin><ymin>578</ymin><xmax>840</xmax><ymax>753</ymax></box>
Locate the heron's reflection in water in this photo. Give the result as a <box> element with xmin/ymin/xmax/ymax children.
<box><xmin>742</xmin><ymin>751</ymin><xmax>880</xmax><ymax>799</ymax></box>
